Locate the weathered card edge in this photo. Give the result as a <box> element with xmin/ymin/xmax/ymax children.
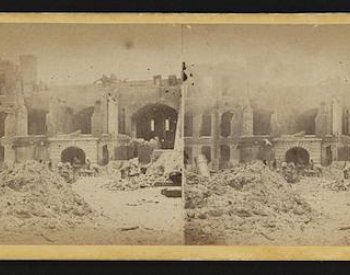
<box><xmin>0</xmin><ymin>12</ymin><xmax>349</xmax><ymax>260</ymax></box>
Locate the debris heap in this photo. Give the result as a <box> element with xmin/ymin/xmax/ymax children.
<box><xmin>0</xmin><ymin>161</ymin><xmax>93</xmax><ymax>232</ymax></box>
<box><xmin>185</xmin><ymin>161</ymin><xmax>315</xmax><ymax>244</ymax></box>
<box><xmin>106</xmin><ymin>150</ymin><xmax>182</xmax><ymax>191</ymax></box>
<box><xmin>321</xmin><ymin>164</ymin><xmax>350</xmax><ymax>191</ymax></box>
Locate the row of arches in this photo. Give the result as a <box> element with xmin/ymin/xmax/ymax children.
<box><xmin>185</xmin><ymin>145</ymin><xmax>312</xmax><ymax>166</ymax></box>
<box><xmin>184</xmin><ymin>106</ymin><xmax>327</xmax><ymax>139</ymax></box>
<box><xmin>0</xmin><ymin>107</ymin><xmax>96</xmax><ymax>137</ymax></box>
<box><xmin>184</xmin><ymin>110</ymin><xmax>273</xmax><ymax>138</ymax></box>
<box><xmin>2</xmin><ymin>102</ymin><xmax>178</xmax><ymax>149</ymax></box>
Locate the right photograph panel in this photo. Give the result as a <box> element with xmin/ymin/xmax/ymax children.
<box><xmin>183</xmin><ymin>24</ymin><xmax>350</xmax><ymax>245</ymax></box>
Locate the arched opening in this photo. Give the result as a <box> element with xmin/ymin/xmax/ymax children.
<box><xmin>285</xmin><ymin>147</ymin><xmax>310</xmax><ymax>165</ymax></box>
<box><xmin>0</xmin><ymin>145</ymin><xmax>4</xmax><ymax>163</ymax></box>
<box><xmin>220</xmin><ymin>145</ymin><xmax>230</xmax><ymax>161</ymax></box>
<box><xmin>219</xmin><ymin>144</ymin><xmax>231</xmax><ymax>169</ymax></box>
<box><xmin>200</xmin><ymin>113</ymin><xmax>212</xmax><ymax>137</ymax></box>
<box><xmin>61</xmin><ymin>146</ymin><xmax>86</xmax><ymax>165</ymax></box>
<box><xmin>296</xmin><ymin>108</ymin><xmax>318</xmax><ymax>135</ymax></box>
<box><xmin>73</xmin><ymin>106</ymin><xmax>95</xmax><ymax>134</ymax></box>
<box><xmin>325</xmin><ymin>145</ymin><xmax>333</xmax><ymax>166</ymax></box>
<box><xmin>0</xmin><ymin>112</ymin><xmax>7</xmax><ymax>137</ymax></box>
<box><xmin>201</xmin><ymin>146</ymin><xmax>211</xmax><ymax>163</ymax></box>
<box><xmin>102</xmin><ymin>144</ymin><xmax>109</xmax><ymax>166</ymax></box>
<box><xmin>221</xmin><ymin>112</ymin><xmax>233</xmax><ymax>137</ymax></box>
<box><xmin>28</xmin><ymin>108</ymin><xmax>48</xmax><ymax>135</ymax></box>
<box><xmin>132</xmin><ymin>103</ymin><xmax>177</xmax><ymax>149</ymax></box>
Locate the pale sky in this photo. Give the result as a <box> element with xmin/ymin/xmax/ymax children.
<box><xmin>2</xmin><ymin>23</ymin><xmax>350</xmax><ymax>88</ymax></box>
<box><xmin>0</xmin><ymin>24</ymin><xmax>182</xmax><ymax>85</ymax></box>
<box><xmin>183</xmin><ymin>24</ymin><xmax>350</xmax><ymax>87</ymax></box>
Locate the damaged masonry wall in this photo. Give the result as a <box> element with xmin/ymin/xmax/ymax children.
<box><xmin>184</xmin><ymin>63</ymin><xmax>350</xmax><ymax>170</ymax></box>
<box><xmin>0</xmin><ymin>56</ymin><xmax>182</xmax><ymax>167</ymax></box>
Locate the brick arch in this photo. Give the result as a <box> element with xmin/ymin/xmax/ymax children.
<box><xmin>131</xmin><ymin>103</ymin><xmax>178</xmax><ymax>149</ymax></box>
<box><xmin>131</xmin><ymin>102</ymin><xmax>178</xmax><ymax>120</ymax></box>
<box><xmin>61</xmin><ymin>146</ymin><xmax>86</xmax><ymax>165</ymax></box>
<box><xmin>274</xmin><ymin>139</ymin><xmax>322</xmax><ymax>164</ymax></box>
<box><xmin>281</xmin><ymin>143</ymin><xmax>312</xmax><ymax>158</ymax></box>
<box><xmin>285</xmin><ymin>146</ymin><xmax>310</xmax><ymax>164</ymax></box>
<box><xmin>48</xmin><ymin>137</ymin><xmax>98</xmax><ymax>167</ymax></box>
<box><xmin>132</xmin><ymin>101</ymin><xmax>178</xmax><ymax>117</ymax></box>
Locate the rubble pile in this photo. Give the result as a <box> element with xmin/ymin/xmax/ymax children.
<box><xmin>106</xmin><ymin>150</ymin><xmax>182</xmax><ymax>191</ymax></box>
<box><xmin>0</xmin><ymin>160</ymin><xmax>94</xmax><ymax>232</ymax></box>
<box><xmin>321</xmin><ymin>165</ymin><xmax>350</xmax><ymax>191</ymax></box>
<box><xmin>185</xmin><ymin>161</ymin><xmax>315</xmax><ymax>243</ymax></box>
<box><xmin>105</xmin><ymin>161</ymin><xmax>166</xmax><ymax>191</ymax></box>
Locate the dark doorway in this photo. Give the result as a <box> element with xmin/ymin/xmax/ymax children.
<box><xmin>285</xmin><ymin>147</ymin><xmax>310</xmax><ymax>165</ymax></box>
<box><xmin>201</xmin><ymin>146</ymin><xmax>211</xmax><ymax>163</ymax></box>
<box><xmin>221</xmin><ymin>112</ymin><xmax>233</xmax><ymax>137</ymax></box>
<box><xmin>219</xmin><ymin>144</ymin><xmax>231</xmax><ymax>169</ymax></box>
<box><xmin>200</xmin><ymin>113</ymin><xmax>211</xmax><ymax>136</ymax></box>
<box><xmin>326</xmin><ymin>146</ymin><xmax>333</xmax><ymax>166</ymax></box>
<box><xmin>102</xmin><ymin>144</ymin><xmax>109</xmax><ymax>166</ymax></box>
<box><xmin>61</xmin><ymin>146</ymin><xmax>86</xmax><ymax>165</ymax></box>
<box><xmin>133</xmin><ymin>104</ymin><xmax>177</xmax><ymax>149</ymax></box>
<box><xmin>0</xmin><ymin>112</ymin><xmax>7</xmax><ymax>138</ymax></box>
<box><xmin>0</xmin><ymin>145</ymin><xmax>4</xmax><ymax>163</ymax></box>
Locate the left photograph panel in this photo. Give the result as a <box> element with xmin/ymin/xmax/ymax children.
<box><xmin>0</xmin><ymin>23</ymin><xmax>184</xmax><ymax>245</ymax></box>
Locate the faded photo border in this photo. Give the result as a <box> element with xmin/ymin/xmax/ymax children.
<box><xmin>1</xmin><ymin>12</ymin><xmax>350</xmax><ymax>260</ymax></box>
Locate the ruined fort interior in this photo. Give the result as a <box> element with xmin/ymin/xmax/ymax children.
<box><xmin>0</xmin><ymin>23</ymin><xmax>185</xmax><ymax>245</ymax></box>
<box><xmin>184</xmin><ymin>63</ymin><xmax>350</xmax><ymax>171</ymax></box>
<box><xmin>184</xmin><ymin>24</ymin><xmax>350</xmax><ymax>246</ymax></box>
<box><xmin>0</xmin><ymin>56</ymin><xmax>181</xmax><ymax>167</ymax></box>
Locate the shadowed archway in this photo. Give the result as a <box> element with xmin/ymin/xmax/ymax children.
<box><xmin>132</xmin><ymin>103</ymin><xmax>177</xmax><ymax>149</ymax></box>
<box><xmin>61</xmin><ymin>146</ymin><xmax>86</xmax><ymax>165</ymax></box>
<box><xmin>285</xmin><ymin>147</ymin><xmax>310</xmax><ymax>165</ymax></box>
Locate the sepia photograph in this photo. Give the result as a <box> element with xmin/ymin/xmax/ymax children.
<box><xmin>0</xmin><ymin>23</ymin><xmax>184</xmax><ymax>245</ymax></box>
<box><xmin>183</xmin><ymin>24</ymin><xmax>350</xmax><ymax>246</ymax></box>
<box><xmin>3</xmin><ymin>13</ymin><xmax>350</xmax><ymax>260</ymax></box>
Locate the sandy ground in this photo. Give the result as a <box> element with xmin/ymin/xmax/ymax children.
<box><xmin>0</xmin><ymin>176</ymin><xmax>184</xmax><ymax>245</ymax></box>
<box><xmin>186</xmin><ymin>176</ymin><xmax>350</xmax><ymax>246</ymax></box>
<box><xmin>292</xmin><ymin>177</ymin><xmax>350</xmax><ymax>246</ymax></box>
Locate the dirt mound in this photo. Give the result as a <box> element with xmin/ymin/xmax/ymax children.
<box><xmin>185</xmin><ymin>161</ymin><xmax>315</xmax><ymax>244</ymax></box>
<box><xmin>0</xmin><ymin>160</ymin><xmax>94</xmax><ymax>232</ymax></box>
